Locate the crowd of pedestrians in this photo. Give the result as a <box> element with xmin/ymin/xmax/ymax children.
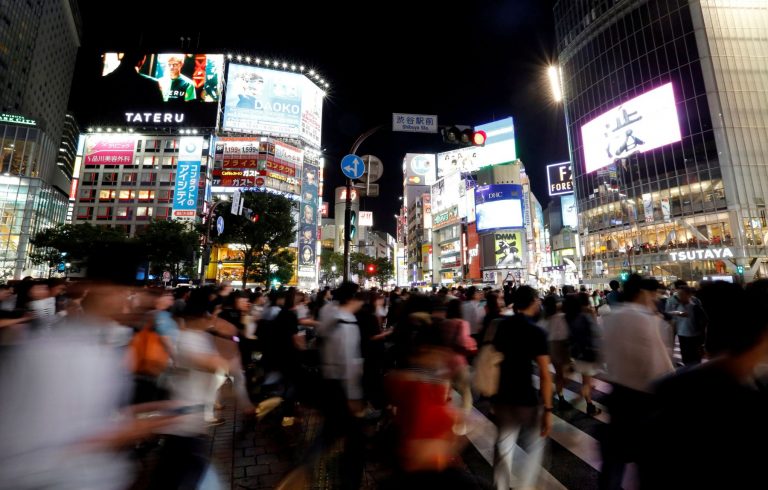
<box><xmin>0</xmin><ymin>271</ymin><xmax>766</xmax><ymax>489</ymax></box>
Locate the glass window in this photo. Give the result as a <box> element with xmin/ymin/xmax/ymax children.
<box><xmin>118</xmin><ymin>190</ymin><xmax>134</xmax><ymax>201</ymax></box>
<box><xmin>116</xmin><ymin>207</ymin><xmax>131</xmax><ymax>219</ymax></box>
<box><xmin>98</xmin><ymin>189</ymin><xmax>115</xmax><ymax>201</ymax></box>
<box><xmin>155</xmin><ymin>207</ymin><xmax>170</xmax><ymax>218</ymax></box>
<box><xmin>140</xmin><ymin>172</ymin><xmax>156</xmax><ymax>184</ymax></box>
<box><xmin>157</xmin><ymin>189</ymin><xmax>172</xmax><ymax>202</ymax></box>
<box><xmin>96</xmin><ymin>206</ymin><xmax>112</xmax><ymax>219</ymax></box>
<box><xmin>138</xmin><ymin>190</ymin><xmax>155</xmax><ymax>201</ymax></box>
<box><xmin>121</xmin><ymin>172</ymin><xmax>137</xmax><ymax>185</ymax></box>
<box><xmin>136</xmin><ymin>207</ymin><xmax>153</xmax><ymax>219</ymax></box>
<box><xmin>82</xmin><ymin>172</ymin><xmax>97</xmax><ymax>185</ymax></box>
<box><xmin>76</xmin><ymin>207</ymin><xmax>92</xmax><ymax>219</ymax></box>
<box><xmin>102</xmin><ymin>172</ymin><xmax>118</xmax><ymax>185</ymax></box>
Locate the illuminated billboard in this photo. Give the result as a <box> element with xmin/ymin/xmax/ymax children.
<box><xmin>83</xmin><ymin>135</ymin><xmax>136</xmax><ymax>166</ymax></box>
<box><xmin>99</xmin><ymin>53</ymin><xmax>223</xmax><ymax>126</ymax></box>
<box><xmin>475</xmin><ymin>117</ymin><xmax>516</xmax><ymax>167</ymax></box>
<box><xmin>213</xmin><ymin>138</ymin><xmax>303</xmax><ymax>194</ymax></box>
<box><xmin>172</xmin><ymin>137</ymin><xmax>203</xmax><ymax>220</ymax></box>
<box><xmin>547</xmin><ymin>162</ymin><xmax>573</xmax><ymax>196</ymax></box>
<box><xmin>493</xmin><ymin>230</ymin><xmax>523</xmax><ymax>267</ymax></box>
<box><xmin>560</xmin><ymin>194</ymin><xmax>578</xmax><ymax>229</ymax></box>
<box><xmin>222</xmin><ymin>64</ymin><xmax>324</xmax><ymax>147</ymax></box>
<box><xmin>581</xmin><ymin>82</ymin><xmax>681</xmax><ymax>173</ymax></box>
<box><xmin>404</xmin><ymin>153</ymin><xmax>436</xmax><ymax>186</ymax></box>
<box><xmin>437</xmin><ymin>147</ymin><xmax>482</xmax><ymax>178</ymax></box>
<box><xmin>475</xmin><ymin>184</ymin><xmax>524</xmax><ymax>232</ymax></box>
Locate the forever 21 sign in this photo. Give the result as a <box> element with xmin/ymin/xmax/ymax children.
<box><xmin>547</xmin><ymin>162</ymin><xmax>574</xmax><ymax>196</ymax></box>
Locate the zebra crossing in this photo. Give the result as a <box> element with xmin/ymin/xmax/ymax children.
<box><xmin>459</xmin><ymin>345</ymin><xmax>683</xmax><ymax>489</ymax></box>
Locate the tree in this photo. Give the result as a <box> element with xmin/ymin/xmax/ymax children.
<box><xmin>136</xmin><ymin>219</ymin><xmax>199</xmax><ymax>281</ymax></box>
<box><xmin>29</xmin><ymin>223</ymin><xmax>128</xmax><ymax>275</ymax></box>
<box><xmin>373</xmin><ymin>257</ymin><xmax>395</xmax><ymax>285</ymax></box>
<box><xmin>320</xmin><ymin>250</ymin><xmax>344</xmax><ymax>284</ymax></box>
<box><xmin>212</xmin><ymin>191</ymin><xmax>297</xmax><ymax>289</ymax></box>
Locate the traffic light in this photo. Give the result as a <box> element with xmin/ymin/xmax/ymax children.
<box><xmin>243</xmin><ymin>208</ymin><xmax>259</xmax><ymax>223</ymax></box>
<box><xmin>441</xmin><ymin>125</ymin><xmax>486</xmax><ymax>147</ymax></box>
<box><xmin>349</xmin><ymin>210</ymin><xmax>357</xmax><ymax>240</ymax></box>
<box><xmin>367</xmin><ymin>264</ymin><xmax>376</xmax><ymax>274</ymax></box>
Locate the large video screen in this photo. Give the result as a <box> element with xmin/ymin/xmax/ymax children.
<box><xmin>581</xmin><ymin>82</ymin><xmax>681</xmax><ymax>173</ymax></box>
<box><xmin>98</xmin><ymin>53</ymin><xmax>224</xmax><ymax>126</ymax></box>
<box><xmin>475</xmin><ymin>184</ymin><xmax>524</xmax><ymax>232</ymax></box>
<box><xmin>222</xmin><ymin>64</ymin><xmax>324</xmax><ymax>147</ymax></box>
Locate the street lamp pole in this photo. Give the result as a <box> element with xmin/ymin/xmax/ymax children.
<box><xmin>343</xmin><ymin>125</ymin><xmax>384</xmax><ymax>282</ymax></box>
<box><xmin>200</xmin><ymin>198</ymin><xmax>229</xmax><ymax>281</ymax></box>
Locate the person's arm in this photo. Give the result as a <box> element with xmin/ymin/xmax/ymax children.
<box><xmin>536</xmin><ymin>354</ymin><xmax>554</xmax><ymax>437</ymax></box>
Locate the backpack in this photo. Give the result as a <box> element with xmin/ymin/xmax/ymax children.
<box><xmin>128</xmin><ymin>322</ymin><xmax>170</xmax><ymax>377</ymax></box>
<box><xmin>471</xmin><ymin>318</ymin><xmax>505</xmax><ymax>397</ymax></box>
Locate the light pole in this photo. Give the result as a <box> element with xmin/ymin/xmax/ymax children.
<box><xmin>65</xmin><ymin>262</ymin><xmax>71</xmax><ymax>279</ymax></box>
<box><xmin>200</xmin><ymin>197</ymin><xmax>229</xmax><ymax>281</ymax></box>
<box><xmin>216</xmin><ymin>260</ymin><xmax>223</xmax><ymax>283</ymax></box>
<box><xmin>331</xmin><ymin>264</ymin><xmax>337</xmax><ymax>286</ymax></box>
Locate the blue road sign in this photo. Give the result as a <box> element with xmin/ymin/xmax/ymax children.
<box><xmin>341</xmin><ymin>154</ymin><xmax>365</xmax><ymax>180</ymax></box>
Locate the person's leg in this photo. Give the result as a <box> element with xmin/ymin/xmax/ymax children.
<box><xmin>513</xmin><ymin>406</ymin><xmax>546</xmax><ymax>490</ymax></box>
<box><xmin>494</xmin><ymin>404</ymin><xmax>522</xmax><ymax>490</ymax></box>
<box><xmin>582</xmin><ymin>373</ymin><xmax>601</xmax><ymax>415</ymax></box>
<box><xmin>554</xmin><ymin>363</ymin><xmax>567</xmax><ymax>407</ymax></box>
<box><xmin>598</xmin><ymin>389</ymin><xmax>626</xmax><ymax>490</ymax></box>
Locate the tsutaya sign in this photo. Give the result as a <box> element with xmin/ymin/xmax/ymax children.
<box><xmin>669</xmin><ymin>248</ymin><xmax>734</xmax><ymax>262</ymax></box>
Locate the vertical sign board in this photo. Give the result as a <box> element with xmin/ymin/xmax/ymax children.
<box><xmin>172</xmin><ymin>136</ymin><xmax>204</xmax><ymax>220</ymax></box>
<box><xmin>299</xmin><ymin>162</ymin><xmax>320</xmax><ymax>286</ymax></box>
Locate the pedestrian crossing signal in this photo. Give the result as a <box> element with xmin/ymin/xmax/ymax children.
<box><xmin>737</xmin><ymin>265</ymin><xmax>744</xmax><ymax>275</ymax></box>
<box><xmin>619</xmin><ymin>271</ymin><xmax>630</xmax><ymax>282</ymax></box>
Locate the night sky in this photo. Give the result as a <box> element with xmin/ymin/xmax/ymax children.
<box><xmin>70</xmin><ymin>0</ymin><xmax>569</xmax><ymax>235</ymax></box>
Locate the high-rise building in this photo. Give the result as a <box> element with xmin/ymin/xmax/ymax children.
<box><xmin>554</xmin><ymin>0</ymin><xmax>768</xmax><ymax>284</ymax></box>
<box><xmin>0</xmin><ymin>0</ymin><xmax>81</xmax><ymax>278</ymax></box>
<box><xmin>57</xmin><ymin>113</ymin><xmax>79</xmax><ymax>179</ymax></box>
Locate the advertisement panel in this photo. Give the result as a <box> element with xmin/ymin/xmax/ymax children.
<box><xmin>643</xmin><ymin>193</ymin><xmax>654</xmax><ymax>223</ymax></box>
<box><xmin>299</xmin><ymin>161</ymin><xmax>319</xmax><ymax>274</ymax></box>
<box><xmin>493</xmin><ymin>230</ymin><xmax>523</xmax><ymax>267</ymax></box>
<box><xmin>421</xmin><ymin>244</ymin><xmax>432</xmax><ymax>270</ymax></box>
<box><xmin>359</xmin><ymin>211</ymin><xmax>373</xmax><ymax>227</ymax></box>
<box><xmin>437</xmin><ymin>147</ymin><xmax>482</xmax><ymax>178</ymax></box>
<box><xmin>661</xmin><ymin>198</ymin><xmax>671</xmax><ymax>221</ymax></box>
<box><xmin>467</xmin><ymin>223</ymin><xmax>481</xmax><ymax>280</ymax></box>
<box><xmin>433</xmin><ymin>205</ymin><xmax>460</xmax><ymax>230</ymax></box>
<box><xmin>475</xmin><ymin>117</ymin><xmax>516</xmax><ymax>167</ymax></box>
<box><xmin>431</xmin><ymin>172</ymin><xmax>464</xmax><ymax>214</ymax></box>
<box><xmin>474</xmin><ymin>184</ymin><xmax>524</xmax><ymax>232</ymax></box>
<box><xmin>547</xmin><ymin>162</ymin><xmax>573</xmax><ymax>196</ymax></box>
<box><xmin>83</xmin><ymin>135</ymin><xmax>136</xmax><ymax>165</ymax></box>
<box><xmin>99</xmin><ymin>53</ymin><xmax>223</xmax><ymax>126</ymax></box>
<box><xmin>560</xmin><ymin>194</ymin><xmax>578</xmax><ymax>229</ymax></box>
<box><xmin>222</xmin><ymin>64</ymin><xmax>324</xmax><ymax>146</ymax></box>
<box><xmin>213</xmin><ymin>138</ymin><xmax>302</xmax><ymax>194</ymax></box>
<box><xmin>581</xmin><ymin>82</ymin><xmax>682</xmax><ymax>173</ymax></box>
<box><xmin>404</xmin><ymin>153</ymin><xmax>436</xmax><ymax>186</ymax></box>
<box><xmin>422</xmin><ymin>194</ymin><xmax>432</xmax><ymax>229</ymax></box>
<box><xmin>172</xmin><ymin>136</ymin><xmax>203</xmax><ymax>219</ymax></box>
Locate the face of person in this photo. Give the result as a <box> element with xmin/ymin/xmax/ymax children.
<box><xmin>306</xmin><ymin>172</ymin><xmax>315</xmax><ymax>185</ymax></box>
<box><xmin>303</xmin><ymin>248</ymin><xmax>312</xmax><ymax>263</ymax></box>
<box><xmin>235</xmin><ymin>296</ymin><xmax>249</xmax><ymax>312</ymax></box>
<box><xmin>168</xmin><ymin>58</ymin><xmax>183</xmax><ymax>78</ymax></box>
<box><xmin>156</xmin><ymin>293</ymin><xmax>174</xmax><ymax>311</ymax></box>
<box><xmin>304</xmin><ymin>206</ymin><xmax>313</xmax><ymax>222</ymax></box>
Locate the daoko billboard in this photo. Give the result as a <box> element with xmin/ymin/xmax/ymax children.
<box><xmin>222</xmin><ymin>64</ymin><xmax>324</xmax><ymax>147</ymax></box>
<box><xmin>581</xmin><ymin>83</ymin><xmax>681</xmax><ymax>173</ymax></box>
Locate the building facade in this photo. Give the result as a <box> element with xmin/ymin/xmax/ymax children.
<box><xmin>0</xmin><ymin>0</ymin><xmax>81</xmax><ymax>278</ymax></box>
<box><xmin>554</xmin><ymin>0</ymin><xmax>768</xmax><ymax>284</ymax></box>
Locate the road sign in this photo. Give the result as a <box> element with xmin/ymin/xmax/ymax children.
<box><xmin>392</xmin><ymin>113</ymin><xmax>438</xmax><ymax>133</ymax></box>
<box><xmin>216</xmin><ymin>216</ymin><xmax>225</xmax><ymax>235</ymax></box>
<box><xmin>358</xmin><ymin>262</ymin><xmax>364</xmax><ymax>270</ymax></box>
<box><xmin>360</xmin><ymin>155</ymin><xmax>383</xmax><ymax>183</ymax></box>
<box><xmin>483</xmin><ymin>270</ymin><xmax>497</xmax><ymax>283</ymax></box>
<box><xmin>231</xmin><ymin>189</ymin><xmax>241</xmax><ymax>215</ymax></box>
<box><xmin>255</xmin><ymin>177</ymin><xmax>265</xmax><ymax>187</ymax></box>
<box><xmin>358</xmin><ymin>183</ymin><xmax>379</xmax><ymax>197</ymax></box>
<box><xmin>341</xmin><ymin>154</ymin><xmax>365</xmax><ymax>180</ymax></box>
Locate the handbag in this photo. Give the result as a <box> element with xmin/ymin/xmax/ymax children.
<box><xmin>471</xmin><ymin>318</ymin><xmax>505</xmax><ymax>397</ymax></box>
<box><xmin>128</xmin><ymin>322</ymin><xmax>170</xmax><ymax>377</ymax></box>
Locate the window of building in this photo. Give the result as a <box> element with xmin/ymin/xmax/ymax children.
<box><xmin>138</xmin><ymin>190</ymin><xmax>156</xmax><ymax>201</ymax></box>
<box><xmin>98</xmin><ymin>189</ymin><xmax>116</xmax><ymax>201</ymax></box>
<box><xmin>164</xmin><ymin>139</ymin><xmax>178</xmax><ymax>150</ymax></box>
<box><xmin>96</xmin><ymin>206</ymin><xmax>112</xmax><ymax>219</ymax></box>
<box><xmin>78</xmin><ymin>188</ymin><xmax>95</xmax><ymax>202</ymax></box>
<box><xmin>157</xmin><ymin>189</ymin><xmax>172</xmax><ymax>202</ymax></box>
<box><xmin>82</xmin><ymin>172</ymin><xmax>97</xmax><ymax>185</ymax></box>
<box><xmin>155</xmin><ymin>207</ymin><xmax>171</xmax><ymax>219</ymax></box>
<box><xmin>102</xmin><ymin>172</ymin><xmax>118</xmax><ymax>185</ymax></box>
<box><xmin>142</xmin><ymin>156</ymin><xmax>156</xmax><ymax>167</ymax></box>
<box><xmin>76</xmin><ymin>206</ymin><xmax>93</xmax><ymax>219</ymax></box>
<box><xmin>116</xmin><ymin>207</ymin><xmax>131</xmax><ymax>220</ymax></box>
<box><xmin>159</xmin><ymin>172</ymin><xmax>175</xmax><ymax>186</ymax></box>
<box><xmin>121</xmin><ymin>172</ymin><xmax>137</xmax><ymax>185</ymax></box>
<box><xmin>136</xmin><ymin>207</ymin><xmax>153</xmax><ymax>220</ymax></box>
<box><xmin>161</xmin><ymin>156</ymin><xmax>176</xmax><ymax>167</ymax></box>
<box><xmin>140</xmin><ymin>172</ymin><xmax>156</xmax><ymax>185</ymax></box>
<box><xmin>145</xmin><ymin>139</ymin><xmax>160</xmax><ymax>151</ymax></box>
<box><xmin>118</xmin><ymin>190</ymin><xmax>134</xmax><ymax>201</ymax></box>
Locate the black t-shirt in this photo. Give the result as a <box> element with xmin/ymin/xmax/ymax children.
<box><xmin>492</xmin><ymin>314</ymin><xmax>548</xmax><ymax>406</ymax></box>
<box><xmin>261</xmin><ymin>308</ymin><xmax>299</xmax><ymax>371</ymax></box>
<box><xmin>644</xmin><ymin>362</ymin><xmax>768</xmax><ymax>488</ymax></box>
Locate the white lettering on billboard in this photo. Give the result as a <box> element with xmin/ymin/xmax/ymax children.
<box><xmin>668</xmin><ymin>248</ymin><xmax>734</xmax><ymax>262</ymax></box>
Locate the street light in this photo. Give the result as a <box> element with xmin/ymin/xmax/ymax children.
<box><xmin>217</xmin><ymin>260</ymin><xmax>223</xmax><ymax>283</ymax></box>
<box><xmin>548</xmin><ymin>65</ymin><xmax>563</xmax><ymax>102</ymax></box>
<box><xmin>65</xmin><ymin>262</ymin><xmax>71</xmax><ymax>279</ymax></box>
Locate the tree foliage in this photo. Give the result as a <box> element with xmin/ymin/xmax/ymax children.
<box><xmin>29</xmin><ymin>223</ymin><xmax>128</xmax><ymax>270</ymax></box>
<box><xmin>212</xmin><ymin>191</ymin><xmax>297</xmax><ymax>288</ymax></box>
<box><xmin>320</xmin><ymin>250</ymin><xmax>344</xmax><ymax>284</ymax></box>
<box><xmin>136</xmin><ymin>219</ymin><xmax>199</xmax><ymax>279</ymax></box>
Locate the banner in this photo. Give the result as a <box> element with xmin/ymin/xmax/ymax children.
<box><xmin>299</xmin><ymin>162</ymin><xmax>319</xmax><ymax>275</ymax></box>
<box><xmin>494</xmin><ymin>230</ymin><xmax>523</xmax><ymax>267</ymax></box>
<box><xmin>661</xmin><ymin>198</ymin><xmax>671</xmax><ymax>221</ymax></box>
<box><xmin>84</xmin><ymin>135</ymin><xmax>136</xmax><ymax>165</ymax></box>
<box><xmin>172</xmin><ymin>136</ymin><xmax>203</xmax><ymax>219</ymax></box>
<box><xmin>642</xmin><ymin>193</ymin><xmax>654</xmax><ymax>223</ymax></box>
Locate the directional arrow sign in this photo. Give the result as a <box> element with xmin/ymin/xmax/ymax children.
<box><xmin>341</xmin><ymin>154</ymin><xmax>365</xmax><ymax>180</ymax></box>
